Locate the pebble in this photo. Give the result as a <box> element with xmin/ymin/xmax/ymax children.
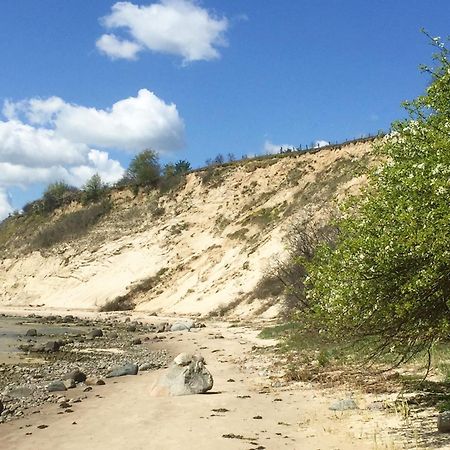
<box><xmin>0</xmin><ymin>315</ymin><xmax>170</xmax><ymax>423</ymax></box>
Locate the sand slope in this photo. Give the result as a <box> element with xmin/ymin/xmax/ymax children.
<box><xmin>0</xmin><ymin>141</ymin><xmax>373</xmax><ymax>317</ymax></box>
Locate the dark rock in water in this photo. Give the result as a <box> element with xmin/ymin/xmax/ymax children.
<box><xmin>18</xmin><ymin>343</ymin><xmax>34</xmax><ymax>352</ymax></box>
<box><xmin>158</xmin><ymin>353</ymin><xmax>213</xmax><ymax>396</ymax></box>
<box><xmin>106</xmin><ymin>363</ymin><xmax>139</xmax><ymax>378</ymax></box>
<box><xmin>131</xmin><ymin>338</ymin><xmax>142</xmax><ymax>345</ymax></box>
<box><xmin>44</xmin><ymin>341</ymin><xmax>62</xmax><ymax>352</ymax></box>
<box><xmin>63</xmin><ymin>369</ymin><xmax>87</xmax><ymax>383</ymax></box>
<box><xmin>438</xmin><ymin>411</ymin><xmax>450</xmax><ymax>432</ymax></box>
<box><xmin>25</xmin><ymin>329</ymin><xmax>37</xmax><ymax>337</ymax></box>
<box><xmin>47</xmin><ymin>381</ymin><xmax>67</xmax><ymax>392</ymax></box>
<box><xmin>87</xmin><ymin>329</ymin><xmax>103</xmax><ymax>339</ymax></box>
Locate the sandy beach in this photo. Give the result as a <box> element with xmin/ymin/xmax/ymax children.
<box><xmin>0</xmin><ymin>308</ymin><xmax>408</xmax><ymax>450</ymax></box>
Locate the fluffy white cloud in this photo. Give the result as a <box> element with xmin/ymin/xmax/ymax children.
<box><xmin>314</xmin><ymin>140</ymin><xmax>330</xmax><ymax>148</ymax></box>
<box><xmin>0</xmin><ymin>89</ymin><xmax>184</xmax><ymax>217</ymax></box>
<box><xmin>0</xmin><ymin>188</ymin><xmax>13</xmax><ymax>220</ymax></box>
<box><xmin>6</xmin><ymin>89</ymin><xmax>184</xmax><ymax>154</ymax></box>
<box><xmin>263</xmin><ymin>140</ymin><xmax>295</xmax><ymax>155</ymax></box>
<box><xmin>0</xmin><ymin>151</ymin><xmax>124</xmax><ymax>189</ymax></box>
<box><xmin>97</xmin><ymin>0</ymin><xmax>228</xmax><ymax>63</ymax></box>
<box><xmin>96</xmin><ymin>34</ymin><xmax>143</xmax><ymax>60</ymax></box>
<box><xmin>56</xmin><ymin>89</ymin><xmax>184</xmax><ymax>152</ymax></box>
<box><xmin>0</xmin><ymin>120</ymin><xmax>88</xmax><ymax>167</ymax></box>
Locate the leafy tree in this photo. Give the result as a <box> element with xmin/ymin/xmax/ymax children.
<box><xmin>174</xmin><ymin>160</ymin><xmax>191</xmax><ymax>174</ymax></box>
<box><xmin>305</xmin><ymin>36</ymin><xmax>450</xmax><ymax>364</ymax></box>
<box><xmin>122</xmin><ymin>149</ymin><xmax>161</xmax><ymax>189</ymax></box>
<box><xmin>160</xmin><ymin>160</ymin><xmax>191</xmax><ymax>193</ymax></box>
<box><xmin>82</xmin><ymin>173</ymin><xmax>107</xmax><ymax>205</ymax></box>
<box><xmin>42</xmin><ymin>181</ymin><xmax>78</xmax><ymax>213</ymax></box>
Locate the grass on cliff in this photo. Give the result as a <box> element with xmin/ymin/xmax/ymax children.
<box><xmin>32</xmin><ymin>200</ymin><xmax>112</xmax><ymax>249</ymax></box>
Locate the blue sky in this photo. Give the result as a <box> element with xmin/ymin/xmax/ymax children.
<box><xmin>0</xmin><ymin>0</ymin><xmax>449</xmax><ymax>217</ymax></box>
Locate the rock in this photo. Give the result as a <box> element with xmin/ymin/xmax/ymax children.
<box><xmin>0</xmin><ymin>400</ymin><xmax>3</xmax><ymax>414</ymax></box>
<box><xmin>329</xmin><ymin>398</ymin><xmax>358</xmax><ymax>411</ymax></box>
<box><xmin>438</xmin><ymin>411</ymin><xmax>450</xmax><ymax>432</ymax></box>
<box><xmin>85</xmin><ymin>377</ymin><xmax>106</xmax><ymax>386</ymax></box>
<box><xmin>5</xmin><ymin>386</ymin><xmax>34</xmax><ymax>398</ymax></box>
<box><xmin>87</xmin><ymin>329</ymin><xmax>103</xmax><ymax>339</ymax></box>
<box><xmin>63</xmin><ymin>379</ymin><xmax>76</xmax><ymax>389</ymax></box>
<box><xmin>44</xmin><ymin>341</ymin><xmax>62</xmax><ymax>352</ymax></box>
<box><xmin>139</xmin><ymin>363</ymin><xmax>154</xmax><ymax>371</ymax></box>
<box><xmin>109</xmin><ymin>332</ymin><xmax>118</xmax><ymax>339</ymax></box>
<box><xmin>174</xmin><ymin>353</ymin><xmax>194</xmax><ymax>366</ymax></box>
<box><xmin>106</xmin><ymin>363</ymin><xmax>139</xmax><ymax>378</ymax></box>
<box><xmin>25</xmin><ymin>329</ymin><xmax>37</xmax><ymax>337</ymax></box>
<box><xmin>47</xmin><ymin>381</ymin><xmax>67</xmax><ymax>392</ymax></box>
<box><xmin>126</xmin><ymin>325</ymin><xmax>137</xmax><ymax>332</ymax></box>
<box><xmin>158</xmin><ymin>354</ymin><xmax>213</xmax><ymax>396</ymax></box>
<box><xmin>63</xmin><ymin>369</ymin><xmax>87</xmax><ymax>383</ymax></box>
<box><xmin>131</xmin><ymin>338</ymin><xmax>142</xmax><ymax>345</ymax></box>
<box><xmin>170</xmin><ymin>323</ymin><xmax>191</xmax><ymax>332</ymax></box>
<box><xmin>156</xmin><ymin>322</ymin><xmax>169</xmax><ymax>333</ymax></box>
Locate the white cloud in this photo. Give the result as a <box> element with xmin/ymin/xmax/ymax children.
<box><xmin>96</xmin><ymin>34</ymin><xmax>143</xmax><ymax>60</ymax></box>
<box><xmin>0</xmin><ymin>150</ymin><xmax>125</xmax><ymax>189</ymax></box>
<box><xmin>97</xmin><ymin>0</ymin><xmax>228</xmax><ymax>63</ymax></box>
<box><xmin>263</xmin><ymin>140</ymin><xmax>295</xmax><ymax>155</ymax></box>
<box><xmin>0</xmin><ymin>120</ymin><xmax>88</xmax><ymax>167</ymax></box>
<box><xmin>0</xmin><ymin>188</ymin><xmax>13</xmax><ymax>221</ymax></box>
<box><xmin>6</xmin><ymin>89</ymin><xmax>184</xmax><ymax>154</ymax></box>
<box><xmin>55</xmin><ymin>89</ymin><xmax>184</xmax><ymax>153</ymax></box>
<box><xmin>0</xmin><ymin>88</ymin><xmax>183</xmax><ymax>214</ymax></box>
<box><xmin>314</xmin><ymin>140</ymin><xmax>330</xmax><ymax>148</ymax></box>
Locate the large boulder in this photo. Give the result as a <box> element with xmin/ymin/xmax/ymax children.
<box><xmin>170</xmin><ymin>320</ymin><xmax>195</xmax><ymax>332</ymax></box>
<box><xmin>63</xmin><ymin>368</ymin><xmax>87</xmax><ymax>383</ymax></box>
<box><xmin>106</xmin><ymin>363</ymin><xmax>139</xmax><ymax>378</ymax></box>
<box><xmin>157</xmin><ymin>353</ymin><xmax>213</xmax><ymax>396</ymax></box>
<box><xmin>47</xmin><ymin>381</ymin><xmax>67</xmax><ymax>392</ymax></box>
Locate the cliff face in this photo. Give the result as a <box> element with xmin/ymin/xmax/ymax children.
<box><xmin>0</xmin><ymin>140</ymin><xmax>374</xmax><ymax>317</ymax></box>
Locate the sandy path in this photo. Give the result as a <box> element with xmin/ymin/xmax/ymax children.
<box><xmin>0</xmin><ymin>317</ymin><xmax>403</xmax><ymax>450</ymax></box>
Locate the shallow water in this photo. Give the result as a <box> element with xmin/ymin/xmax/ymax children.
<box><xmin>0</xmin><ymin>316</ymin><xmax>88</xmax><ymax>363</ymax></box>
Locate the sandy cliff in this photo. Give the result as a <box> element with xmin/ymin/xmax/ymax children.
<box><xmin>0</xmin><ymin>140</ymin><xmax>374</xmax><ymax>317</ymax></box>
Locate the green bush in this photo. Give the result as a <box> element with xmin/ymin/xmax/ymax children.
<box><xmin>82</xmin><ymin>174</ymin><xmax>107</xmax><ymax>205</ymax></box>
<box><xmin>305</xmin><ymin>35</ymin><xmax>450</xmax><ymax>363</ymax></box>
<box><xmin>42</xmin><ymin>182</ymin><xmax>79</xmax><ymax>213</ymax></box>
<box><xmin>120</xmin><ymin>149</ymin><xmax>161</xmax><ymax>190</ymax></box>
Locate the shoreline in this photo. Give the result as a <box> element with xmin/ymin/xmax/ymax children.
<box><xmin>0</xmin><ymin>308</ymin><xmax>411</xmax><ymax>449</ymax></box>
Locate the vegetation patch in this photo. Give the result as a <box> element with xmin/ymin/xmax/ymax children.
<box><xmin>226</xmin><ymin>227</ymin><xmax>249</xmax><ymax>240</ymax></box>
<box><xmin>243</xmin><ymin>206</ymin><xmax>280</xmax><ymax>227</ymax></box>
<box><xmin>32</xmin><ymin>200</ymin><xmax>112</xmax><ymax>249</ymax></box>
